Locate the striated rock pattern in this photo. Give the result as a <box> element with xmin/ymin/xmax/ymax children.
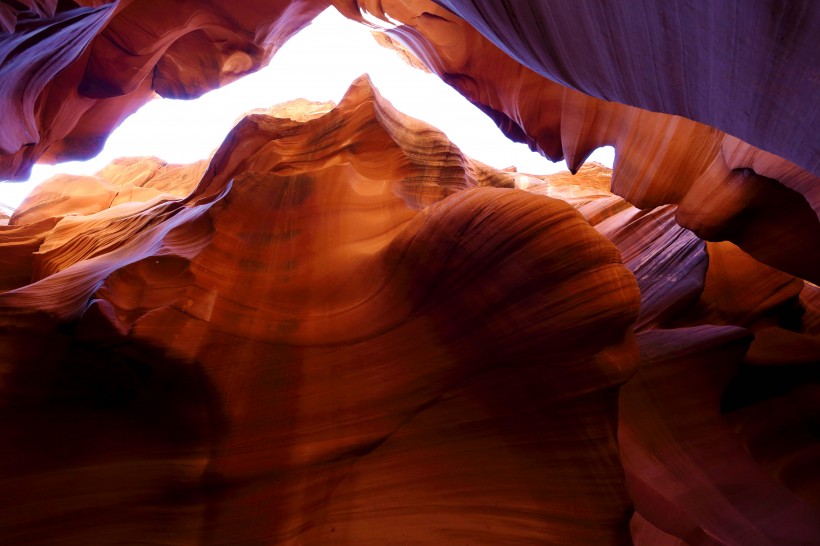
<box><xmin>1</xmin><ymin>1</ymin><xmax>819</xmax><ymax>544</ymax></box>
<box><xmin>0</xmin><ymin>0</ymin><xmax>326</xmax><ymax>180</ymax></box>
<box><xmin>431</xmin><ymin>0</ymin><xmax>819</xmax><ymax>176</ymax></box>
<box><xmin>623</xmin><ymin>327</ymin><xmax>820</xmax><ymax>545</ymax></box>
<box><xmin>3</xmin><ymin>77</ymin><xmax>820</xmax><ymax>544</ymax></box>
<box><xmin>10</xmin><ymin>157</ymin><xmax>208</xmax><ymax>227</ymax></box>
<box><xmin>343</xmin><ymin>0</ymin><xmax>820</xmax><ymax>283</ymax></box>
<box><xmin>523</xmin><ymin>168</ymin><xmax>707</xmax><ymax>333</ymax></box>
<box><xmin>0</xmin><ymin>78</ymin><xmax>645</xmax><ymax>544</ymax></box>
<box><xmin>2</xmin><ymin>2</ymin><xmax>818</xmax><ymax>279</ymax></box>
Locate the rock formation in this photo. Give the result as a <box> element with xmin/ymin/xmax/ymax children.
<box><xmin>0</xmin><ymin>0</ymin><xmax>326</xmax><ymax>179</ymax></box>
<box><xmin>3</xmin><ymin>2</ymin><xmax>818</xmax><ymax>278</ymax></box>
<box><xmin>430</xmin><ymin>0</ymin><xmax>819</xmax><ymax>176</ymax></box>
<box><xmin>341</xmin><ymin>0</ymin><xmax>820</xmax><ymax>282</ymax></box>
<box><xmin>1</xmin><ymin>77</ymin><xmax>642</xmax><ymax>544</ymax></box>
<box><xmin>1</xmin><ymin>2</ymin><xmax>819</xmax><ymax>545</ymax></box>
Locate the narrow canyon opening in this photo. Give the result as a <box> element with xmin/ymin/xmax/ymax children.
<box><xmin>0</xmin><ymin>7</ymin><xmax>615</xmax><ymax>210</ymax></box>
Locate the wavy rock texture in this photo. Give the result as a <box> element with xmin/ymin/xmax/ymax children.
<box><xmin>1</xmin><ymin>78</ymin><xmax>647</xmax><ymax>544</ymax></box>
<box><xmin>523</xmin><ymin>168</ymin><xmax>706</xmax><ymax>333</ymax></box>
<box><xmin>339</xmin><ymin>0</ymin><xmax>820</xmax><ymax>283</ymax></box>
<box><xmin>0</xmin><ymin>0</ymin><xmax>325</xmax><ymax>180</ymax></box>
<box><xmin>2</xmin><ymin>1</ymin><xmax>817</xmax><ymax>277</ymax></box>
<box><xmin>432</xmin><ymin>0</ymin><xmax>819</xmax><ymax>177</ymax></box>
<box><xmin>495</xmin><ymin>162</ymin><xmax>820</xmax><ymax>544</ymax></box>
<box><xmin>3</xmin><ymin>78</ymin><xmax>819</xmax><ymax>544</ymax></box>
<box><xmin>623</xmin><ymin>327</ymin><xmax>820</xmax><ymax>545</ymax></box>
<box><xmin>1</xmin><ymin>2</ymin><xmax>820</xmax><ymax>544</ymax></box>
<box><xmin>530</xmin><ymin>169</ymin><xmax>820</xmax><ymax>544</ymax></box>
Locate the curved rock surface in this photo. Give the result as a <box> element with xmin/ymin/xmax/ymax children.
<box><xmin>1</xmin><ymin>78</ymin><xmax>646</xmax><ymax>544</ymax></box>
<box><xmin>345</xmin><ymin>0</ymin><xmax>820</xmax><ymax>283</ymax></box>
<box><xmin>3</xmin><ymin>77</ymin><xmax>820</xmax><ymax>544</ymax></box>
<box><xmin>432</xmin><ymin>0</ymin><xmax>819</xmax><ymax>177</ymax></box>
<box><xmin>623</xmin><ymin>327</ymin><xmax>820</xmax><ymax>545</ymax></box>
<box><xmin>0</xmin><ymin>0</ymin><xmax>325</xmax><ymax>180</ymax></box>
<box><xmin>1</xmin><ymin>2</ymin><xmax>819</xmax><ymax>544</ymax></box>
<box><xmin>2</xmin><ymin>1</ymin><xmax>818</xmax><ymax>282</ymax></box>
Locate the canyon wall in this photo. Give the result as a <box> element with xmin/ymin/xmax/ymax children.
<box><xmin>0</xmin><ymin>0</ymin><xmax>326</xmax><ymax>179</ymax></box>
<box><xmin>1</xmin><ymin>2</ymin><xmax>819</xmax><ymax>544</ymax></box>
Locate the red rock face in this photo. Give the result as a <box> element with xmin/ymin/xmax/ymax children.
<box><xmin>623</xmin><ymin>327</ymin><xmax>820</xmax><ymax>545</ymax></box>
<box><xmin>1</xmin><ymin>2</ymin><xmax>819</xmax><ymax>545</ymax></box>
<box><xmin>1</xmin><ymin>78</ymin><xmax>644</xmax><ymax>544</ymax></box>
<box><xmin>343</xmin><ymin>0</ymin><xmax>820</xmax><ymax>283</ymax></box>
<box><xmin>0</xmin><ymin>0</ymin><xmax>326</xmax><ymax>180</ymax></box>
<box><xmin>3</xmin><ymin>2</ymin><xmax>818</xmax><ymax>280</ymax></box>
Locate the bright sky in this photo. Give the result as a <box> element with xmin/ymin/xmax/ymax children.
<box><xmin>0</xmin><ymin>7</ymin><xmax>613</xmax><ymax>209</ymax></box>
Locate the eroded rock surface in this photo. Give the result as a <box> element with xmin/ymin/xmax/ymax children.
<box><xmin>0</xmin><ymin>0</ymin><xmax>326</xmax><ymax>180</ymax></box>
<box><xmin>3</xmin><ymin>76</ymin><xmax>819</xmax><ymax>545</ymax></box>
<box><xmin>0</xmin><ymin>78</ymin><xmax>647</xmax><ymax>544</ymax></box>
<box><xmin>431</xmin><ymin>0</ymin><xmax>819</xmax><ymax>176</ymax></box>
<box><xmin>1</xmin><ymin>2</ymin><xmax>819</xmax><ymax>544</ymax></box>
<box><xmin>3</xmin><ymin>1</ymin><xmax>818</xmax><ymax>281</ymax></box>
<box><xmin>344</xmin><ymin>0</ymin><xmax>820</xmax><ymax>282</ymax></box>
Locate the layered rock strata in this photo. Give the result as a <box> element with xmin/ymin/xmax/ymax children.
<box><xmin>0</xmin><ymin>0</ymin><xmax>325</xmax><ymax>179</ymax></box>
<box><xmin>0</xmin><ymin>79</ymin><xmax>644</xmax><ymax>544</ymax></box>
<box><xmin>340</xmin><ymin>0</ymin><xmax>820</xmax><ymax>283</ymax></box>
<box><xmin>3</xmin><ymin>79</ymin><xmax>819</xmax><ymax>544</ymax></box>
<box><xmin>2</xmin><ymin>2</ymin><xmax>817</xmax><ymax>281</ymax></box>
<box><xmin>1</xmin><ymin>1</ymin><xmax>819</xmax><ymax>544</ymax></box>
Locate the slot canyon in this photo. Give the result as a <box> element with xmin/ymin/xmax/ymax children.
<box><xmin>0</xmin><ymin>1</ymin><xmax>818</xmax><ymax>544</ymax></box>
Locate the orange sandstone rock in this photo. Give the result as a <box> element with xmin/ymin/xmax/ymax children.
<box><xmin>0</xmin><ymin>0</ymin><xmax>326</xmax><ymax>180</ymax></box>
<box><xmin>347</xmin><ymin>0</ymin><xmax>820</xmax><ymax>282</ymax></box>
<box><xmin>0</xmin><ymin>78</ymin><xmax>643</xmax><ymax>545</ymax></box>
<box><xmin>1</xmin><ymin>0</ymin><xmax>819</xmax><ymax>541</ymax></box>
